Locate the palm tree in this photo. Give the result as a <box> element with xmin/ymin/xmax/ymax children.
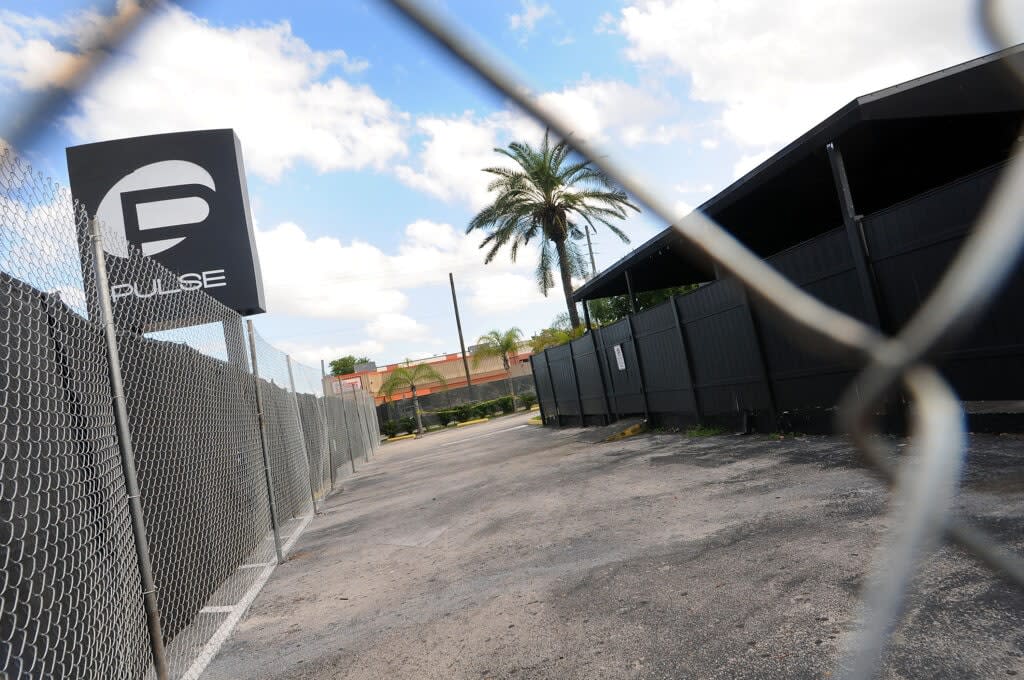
<box><xmin>378</xmin><ymin>361</ymin><xmax>446</xmax><ymax>435</ymax></box>
<box><xmin>468</xmin><ymin>130</ymin><xmax>639</xmax><ymax>328</ymax></box>
<box><xmin>473</xmin><ymin>328</ymin><xmax>524</xmax><ymax>409</ymax></box>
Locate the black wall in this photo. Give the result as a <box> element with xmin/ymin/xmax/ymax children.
<box><xmin>534</xmin><ymin>161</ymin><xmax>1024</xmax><ymax>432</ymax></box>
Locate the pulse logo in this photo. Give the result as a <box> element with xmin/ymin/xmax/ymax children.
<box><xmin>94</xmin><ymin>160</ymin><xmax>228</xmax><ymax>302</ymax></box>
<box><xmin>67</xmin><ymin>129</ymin><xmax>266</xmax><ymax>320</ymax></box>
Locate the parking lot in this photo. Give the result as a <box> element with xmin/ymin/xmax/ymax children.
<box><xmin>203</xmin><ymin>414</ymin><xmax>1024</xmax><ymax>679</ymax></box>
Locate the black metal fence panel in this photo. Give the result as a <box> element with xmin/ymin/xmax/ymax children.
<box><xmin>676</xmin><ymin>278</ymin><xmax>772</xmax><ymax>419</ymax></box>
<box><xmin>865</xmin><ymin>161</ymin><xmax>1024</xmax><ymax>400</ymax></box>
<box><xmin>569</xmin><ymin>333</ymin><xmax>608</xmax><ymax>420</ymax></box>
<box><xmin>546</xmin><ymin>343</ymin><xmax>580</xmax><ymax>419</ymax></box>
<box><xmin>631</xmin><ymin>300</ymin><xmax>697</xmax><ymax>421</ymax></box>
<box><xmin>598</xmin><ymin>318</ymin><xmax>645</xmax><ymax>416</ymax></box>
<box><xmin>533</xmin><ymin>351</ymin><xmax>556</xmax><ymax>423</ymax></box>
<box><xmin>756</xmin><ymin>228</ymin><xmax>866</xmax><ymax>411</ymax></box>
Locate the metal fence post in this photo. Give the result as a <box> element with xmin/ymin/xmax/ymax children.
<box><xmin>246</xmin><ymin>320</ymin><xmax>284</xmax><ymax>563</ymax></box>
<box><xmin>595</xmin><ymin>326</ymin><xmax>620</xmax><ymax>420</ymax></box>
<box><xmin>567</xmin><ymin>340</ymin><xmax>584</xmax><ymax>426</ymax></box>
<box><xmin>351</xmin><ymin>384</ymin><xmax>371</xmax><ymax>462</ymax></box>
<box><xmin>286</xmin><ymin>355</ymin><xmax>319</xmax><ymax>513</ymax></box>
<box><xmin>321</xmin><ymin>361</ymin><xmax>338</xmax><ymax>489</ymax></box>
<box><xmin>89</xmin><ymin>219</ymin><xmax>169</xmax><ymax>680</ymax></box>
<box><xmin>543</xmin><ymin>348</ymin><xmax>560</xmax><ymax>426</ymax></box>
<box><xmin>590</xmin><ymin>328</ymin><xmax>614</xmax><ymax>424</ymax></box>
<box><xmin>529</xmin><ymin>356</ymin><xmax>547</xmax><ymax>423</ymax></box>
<box><xmin>338</xmin><ymin>386</ymin><xmax>358</xmax><ymax>473</ymax></box>
<box><xmin>669</xmin><ymin>295</ymin><xmax>704</xmax><ymax>426</ymax></box>
<box><xmin>625</xmin><ymin>315</ymin><xmax>651</xmax><ymax>422</ymax></box>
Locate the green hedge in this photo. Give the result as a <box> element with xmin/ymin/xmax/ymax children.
<box><xmin>435</xmin><ymin>395</ymin><xmax>516</xmax><ymax>425</ymax></box>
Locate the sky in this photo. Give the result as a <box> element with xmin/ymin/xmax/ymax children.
<box><xmin>0</xmin><ymin>0</ymin><xmax>1018</xmax><ymax>367</ymax></box>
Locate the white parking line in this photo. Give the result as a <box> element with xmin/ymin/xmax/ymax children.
<box><xmin>438</xmin><ymin>424</ymin><xmax>529</xmax><ymax>448</ymax></box>
<box><xmin>182</xmin><ymin>513</ymin><xmax>313</xmax><ymax>679</ymax></box>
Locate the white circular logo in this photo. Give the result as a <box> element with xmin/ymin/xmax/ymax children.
<box><xmin>96</xmin><ymin>160</ymin><xmax>216</xmax><ymax>258</ymax></box>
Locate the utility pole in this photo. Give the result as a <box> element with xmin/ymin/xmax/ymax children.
<box><xmin>449</xmin><ymin>272</ymin><xmax>474</xmax><ymax>398</ymax></box>
<box><xmin>584</xmin><ymin>224</ymin><xmax>597</xmax><ymax>279</ymax></box>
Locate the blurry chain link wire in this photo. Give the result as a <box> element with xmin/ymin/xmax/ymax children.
<box><xmin>0</xmin><ymin>147</ymin><xmax>152</xmax><ymax>679</ymax></box>
<box><xmin>1</xmin><ymin>0</ymin><xmax>1016</xmax><ymax>676</ymax></box>
<box><xmin>382</xmin><ymin>0</ymin><xmax>1024</xmax><ymax>677</ymax></box>
<box><xmin>0</xmin><ymin>147</ymin><xmax>380</xmax><ymax>677</ymax></box>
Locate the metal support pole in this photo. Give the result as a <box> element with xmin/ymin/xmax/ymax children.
<box><xmin>625</xmin><ymin>314</ymin><xmax>650</xmax><ymax>422</ymax></box>
<box><xmin>739</xmin><ymin>288</ymin><xmax>778</xmax><ymax>429</ymax></box>
<box><xmin>337</xmin><ymin>383</ymin><xmax>358</xmax><ymax>474</ymax></box>
<box><xmin>321</xmin><ymin>360</ymin><xmax>338</xmax><ymax>490</ymax></box>
<box><xmin>222</xmin><ymin>317</ymin><xmax>249</xmax><ymax>369</ymax></box>
<box><xmin>567</xmin><ymin>340</ymin><xmax>584</xmax><ymax>426</ymax></box>
<box><xmin>582</xmin><ymin>299</ymin><xmax>593</xmax><ymax>331</ymax></box>
<box><xmin>351</xmin><ymin>384</ymin><xmax>371</xmax><ymax>463</ymax></box>
<box><xmin>286</xmin><ymin>355</ymin><xmax>319</xmax><ymax>513</ymax></box>
<box><xmin>449</xmin><ymin>272</ymin><xmax>475</xmax><ymax>398</ymax></box>
<box><xmin>247</xmin><ymin>320</ymin><xmax>284</xmax><ymax>563</ymax></box>
<box><xmin>543</xmin><ymin>348</ymin><xmax>561</xmax><ymax>426</ymax></box>
<box><xmin>625</xmin><ymin>269</ymin><xmax>639</xmax><ymax>315</ymax></box>
<box><xmin>529</xmin><ymin>356</ymin><xmax>546</xmax><ymax>423</ymax></box>
<box><xmin>826</xmin><ymin>142</ymin><xmax>884</xmax><ymax>329</ymax></box>
<box><xmin>669</xmin><ymin>295</ymin><xmax>704</xmax><ymax>426</ymax></box>
<box><xmin>595</xmin><ymin>326</ymin><xmax>620</xmax><ymax>420</ymax></box>
<box><xmin>590</xmin><ymin>326</ymin><xmax>614</xmax><ymax>424</ymax></box>
<box><xmin>90</xmin><ymin>219</ymin><xmax>169</xmax><ymax>680</ymax></box>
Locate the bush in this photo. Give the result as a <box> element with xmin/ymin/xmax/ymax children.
<box><xmin>399</xmin><ymin>416</ymin><xmax>417</xmax><ymax>434</ymax></box>
<box><xmin>520</xmin><ymin>393</ymin><xmax>537</xmax><ymax>409</ymax></box>
<box><xmin>436</xmin><ymin>409</ymin><xmax>456</xmax><ymax>426</ymax></box>
<box><xmin>381</xmin><ymin>420</ymin><xmax>398</xmax><ymax>438</ymax></box>
<box><xmin>497</xmin><ymin>396</ymin><xmax>514</xmax><ymax>414</ymax></box>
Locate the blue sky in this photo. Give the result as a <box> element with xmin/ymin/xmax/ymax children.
<box><xmin>0</xmin><ymin>0</ymin><xmax>1012</xmax><ymax>366</ymax></box>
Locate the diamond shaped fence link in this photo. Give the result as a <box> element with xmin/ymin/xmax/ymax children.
<box><xmin>381</xmin><ymin>1</ymin><xmax>1024</xmax><ymax>678</ymax></box>
<box><xmin>1</xmin><ymin>1</ymin><xmax>1022</xmax><ymax>678</ymax></box>
<box><xmin>0</xmin><ymin>143</ymin><xmax>378</xmax><ymax>678</ymax></box>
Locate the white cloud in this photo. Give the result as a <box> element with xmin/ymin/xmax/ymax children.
<box><xmin>365</xmin><ymin>313</ymin><xmax>430</xmax><ymax>342</ymax></box>
<box><xmin>618</xmin><ymin>0</ymin><xmax>984</xmax><ymax>151</ymax></box>
<box><xmin>700</xmin><ymin>137</ymin><xmax>719</xmax><ymax>150</ymax></box>
<box><xmin>509</xmin><ymin>1</ymin><xmax>552</xmax><ymax>33</ymax></box>
<box><xmin>536</xmin><ymin>77</ymin><xmax>675</xmax><ymax>145</ymax></box>
<box><xmin>732</xmin><ymin>149</ymin><xmax>773</xmax><ymax>179</ymax></box>
<box><xmin>395</xmin><ymin>110</ymin><xmax>543</xmax><ymax>210</ymax></box>
<box><xmin>673</xmin><ymin>182</ymin><xmax>714</xmax><ymax>194</ymax></box>
<box><xmin>276</xmin><ymin>341</ymin><xmax>384</xmax><ymax>367</ymax></box>
<box><xmin>45</xmin><ymin>6</ymin><xmax>406</xmax><ymax>181</ymax></box>
<box><xmin>594</xmin><ymin>12</ymin><xmax>617</xmax><ymax>34</ymax></box>
<box><xmin>468</xmin><ymin>272</ymin><xmax>551</xmax><ymax>314</ymax></box>
<box><xmin>255</xmin><ymin>218</ymin><xmax>541</xmax><ymax>320</ymax></box>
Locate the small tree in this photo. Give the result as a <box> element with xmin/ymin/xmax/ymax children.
<box><xmin>330</xmin><ymin>355</ymin><xmax>371</xmax><ymax>376</ymax></box>
<box><xmin>473</xmin><ymin>328</ymin><xmax>524</xmax><ymax>409</ymax></box>
<box><xmin>378</xmin><ymin>361</ymin><xmax>446</xmax><ymax>434</ymax></box>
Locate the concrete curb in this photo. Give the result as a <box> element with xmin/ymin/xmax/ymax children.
<box><xmin>604</xmin><ymin>421</ymin><xmax>648</xmax><ymax>442</ymax></box>
<box><xmin>456</xmin><ymin>417</ymin><xmax>490</xmax><ymax>428</ymax></box>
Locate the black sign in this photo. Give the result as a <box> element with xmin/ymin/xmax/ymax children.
<box><xmin>66</xmin><ymin>129</ymin><xmax>266</xmax><ymax>318</ymax></box>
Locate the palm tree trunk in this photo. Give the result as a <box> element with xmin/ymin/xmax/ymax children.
<box><xmin>553</xmin><ymin>236</ymin><xmax>580</xmax><ymax>327</ymax></box>
<box><xmin>508</xmin><ymin>372</ymin><xmax>517</xmax><ymax>410</ymax></box>
<box><xmin>412</xmin><ymin>385</ymin><xmax>424</xmax><ymax>434</ymax></box>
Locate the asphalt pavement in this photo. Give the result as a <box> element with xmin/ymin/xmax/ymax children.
<box><xmin>202</xmin><ymin>413</ymin><xmax>1024</xmax><ymax>679</ymax></box>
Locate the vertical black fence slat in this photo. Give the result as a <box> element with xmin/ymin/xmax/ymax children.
<box><xmin>670</xmin><ymin>295</ymin><xmax>703</xmax><ymax>426</ymax></box>
<box><xmin>625</xmin><ymin>315</ymin><xmax>650</xmax><ymax>422</ymax></box>
<box><xmin>544</xmin><ymin>348</ymin><xmax>560</xmax><ymax>426</ymax></box>
<box><xmin>529</xmin><ymin>356</ymin><xmax>547</xmax><ymax>424</ymax></box>
<box><xmin>568</xmin><ymin>340</ymin><xmax>583</xmax><ymax>426</ymax></box>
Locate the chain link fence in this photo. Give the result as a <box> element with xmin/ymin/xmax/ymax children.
<box><xmin>0</xmin><ymin>146</ymin><xmax>380</xmax><ymax>679</ymax></box>
<box><xmin>1</xmin><ymin>1</ymin><xmax>1021</xmax><ymax>679</ymax></box>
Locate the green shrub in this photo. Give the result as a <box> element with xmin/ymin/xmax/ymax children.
<box><xmin>520</xmin><ymin>393</ymin><xmax>537</xmax><ymax>409</ymax></box>
<box><xmin>497</xmin><ymin>396</ymin><xmax>514</xmax><ymax>413</ymax></box>
<box><xmin>381</xmin><ymin>420</ymin><xmax>398</xmax><ymax>438</ymax></box>
<box><xmin>455</xmin><ymin>404</ymin><xmax>474</xmax><ymax>422</ymax></box>
<box><xmin>436</xmin><ymin>409</ymin><xmax>456</xmax><ymax>426</ymax></box>
<box><xmin>399</xmin><ymin>416</ymin><xmax>417</xmax><ymax>434</ymax></box>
